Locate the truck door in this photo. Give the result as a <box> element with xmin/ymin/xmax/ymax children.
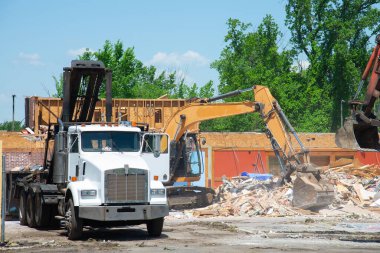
<box><xmin>141</xmin><ymin>133</ymin><xmax>170</xmax><ymax>184</ymax></box>
<box><xmin>67</xmin><ymin>133</ymin><xmax>80</xmax><ymax>180</ymax></box>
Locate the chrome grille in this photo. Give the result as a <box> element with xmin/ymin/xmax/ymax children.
<box><xmin>105</xmin><ymin>168</ymin><xmax>148</xmax><ymax>203</ymax></box>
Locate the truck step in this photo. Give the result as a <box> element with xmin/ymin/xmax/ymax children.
<box><xmin>54</xmin><ymin>215</ymin><xmax>65</xmax><ymax>220</ymax></box>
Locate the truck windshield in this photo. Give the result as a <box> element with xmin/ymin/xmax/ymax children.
<box><xmin>81</xmin><ymin>131</ymin><xmax>140</xmax><ymax>152</ymax></box>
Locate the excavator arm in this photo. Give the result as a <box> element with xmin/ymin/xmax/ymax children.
<box><xmin>164</xmin><ymin>101</ymin><xmax>257</xmax><ymax>142</ymax></box>
<box><xmin>164</xmin><ymin>85</ymin><xmax>334</xmax><ymax>210</ymax></box>
<box><xmin>336</xmin><ymin>34</ymin><xmax>380</xmax><ymax>150</ymax></box>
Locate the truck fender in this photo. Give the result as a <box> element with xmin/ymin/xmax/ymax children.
<box><xmin>66</xmin><ymin>183</ymin><xmax>80</xmax><ymax>206</ymax></box>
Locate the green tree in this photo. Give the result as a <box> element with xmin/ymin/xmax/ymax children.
<box><xmin>209</xmin><ymin>15</ymin><xmax>319</xmax><ymax>132</ymax></box>
<box><xmin>199</xmin><ymin>80</ymin><xmax>215</xmax><ymax>98</ymax></box>
<box><xmin>54</xmin><ymin>41</ymin><xmax>214</xmax><ymax>101</ymax></box>
<box><xmin>52</xmin><ymin>75</ymin><xmax>63</xmax><ymax>98</ymax></box>
<box><xmin>286</xmin><ymin>0</ymin><xmax>380</xmax><ymax>131</ymax></box>
<box><xmin>0</xmin><ymin>121</ymin><xmax>23</xmax><ymax>131</ymax></box>
<box><xmin>79</xmin><ymin>40</ymin><xmax>203</xmax><ymax>99</ymax></box>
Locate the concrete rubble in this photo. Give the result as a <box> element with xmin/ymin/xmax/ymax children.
<box><xmin>187</xmin><ymin>158</ymin><xmax>380</xmax><ymax>218</ymax></box>
<box><xmin>324</xmin><ymin>160</ymin><xmax>380</xmax><ymax>209</ymax></box>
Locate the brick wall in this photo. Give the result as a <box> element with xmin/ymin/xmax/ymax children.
<box><xmin>3</xmin><ymin>150</ymin><xmax>44</xmax><ymax>171</ymax></box>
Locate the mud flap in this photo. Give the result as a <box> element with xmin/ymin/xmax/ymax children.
<box><xmin>292</xmin><ymin>172</ymin><xmax>334</xmax><ymax>210</ymax></box>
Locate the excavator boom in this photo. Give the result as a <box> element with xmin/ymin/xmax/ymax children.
<box><xmin>164</xmin><ymin>85</ymin><xmax>334</xmax><ymax>210</ymax></box>
<box><xmin>165</xmin><ymin>101</ymin><xmax>257</xmax><ymax>142</ymax></box>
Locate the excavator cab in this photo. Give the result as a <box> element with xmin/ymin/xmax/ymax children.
<box><xmin>170</xmin><ymin>133</ymin><xmax>202</xmax><ymax>181</ymax></box>
<box><xmin>167</xmin><ymin>133</ymin><xmax>214</xmax><ymax>209</ymax></box>
<box><xmin>336</xmin><ymin>34</ymin><xmax>380</xmax><ymax>150</ymax></box>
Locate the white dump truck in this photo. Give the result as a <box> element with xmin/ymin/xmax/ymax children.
<box><xmin>15</xmin><ymin>61</ymin><xmax>169</xmax><ymax>240</ymax></box>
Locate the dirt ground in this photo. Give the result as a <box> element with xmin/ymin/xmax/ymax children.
<box><xmin>1</xmin><ymin>206</ymin><xmax>380</xmax><ymax>253</ymax></box>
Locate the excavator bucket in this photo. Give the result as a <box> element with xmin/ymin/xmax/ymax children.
<box><xmin>292</xmin><ymin>172</ymin><xmax>335</xmax><ymax>210</ymax></box>
<box><xmin>335</xmin><ymin>117</ymin><xmax>361</xmax><ymax>149</ymax></box>
<box><xmin>336</xmin><ymin>34</ymin><xmax>380</xmax><ymax>150</ymax></box>
<box><xmin>336</xmin><ymin>117</ymin><xmax>380</xmax><ymax>150</ymax></box>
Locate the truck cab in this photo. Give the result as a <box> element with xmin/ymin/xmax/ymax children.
<box><xmin>16</xmin><ymin>60</ymin><xmax>169</xmax><ymax>240</ymax></box>
<box><xmin>18</xmin><ymin>123</ymin><xmax>169</xmax><ymax>240</ymax></box>
<box><xmin>63</xmin><ymin>124</ymin><xmax>169</xmax><ymax>238</ymax></box>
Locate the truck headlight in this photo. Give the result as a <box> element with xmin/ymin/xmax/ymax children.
<box><xmin>81</xmin><ymin>190</ymin><xmax>97</xmax><ymax>197</ymax></box>
<box><xmin>151</xmin><ymin>189</ymin><xmax>165</xmax><ymax>196</ymax></box>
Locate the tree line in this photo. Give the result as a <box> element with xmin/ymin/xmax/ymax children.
<box><xmin>45</xmin><ymin>1</ymin><xmax>380</xmax><ymax>133</ymax></box>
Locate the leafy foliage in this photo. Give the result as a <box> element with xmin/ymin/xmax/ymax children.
<box><xmin>54</xmin><ymin>41</ymin><xmax>214</xmax><ymax>101</ymax></box>
<box><xmin>209</xmin><ymin>1</ymin><xmax>380</xmax><ymax>132</ymax></box>
<box><xmin>52</xmin><ymin>75</ymin><xmax>63</xmax><ymax>98</ymax></box>
<box><xmin>77</xmin><ymin>41</ymin><xmax>213</xmax><ymax>99</ymax></box>
<box><xmin>51</xmin><ymin>1</ymin><xmax>380</xmax><ymax>133</ymax></box>
<box><xmin>285</xmin><ymin>0</ymin><xmax>380</xmax><ymax>131</ymax></box>
<box><xmin>0</xmin><ymin>121</ymin><xmax>23</xmax><ymax>131</ymax></box>
<box><xmin>209</xmin><ymin>15</ymin><xmax>324</xmax><ymax>132</ymax></box>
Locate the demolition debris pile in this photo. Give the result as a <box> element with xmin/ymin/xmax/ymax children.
<box><xmin>196</xmin><ymin>176</ymin><xmax>306</xmax><ymax>217</ymax></box>
<box><xmin>190</xmin><ymin>159</ymin><xmax>380</xmax><ymax>217</ymax></box>
<box><xmin>191</xmin><ymin>176</ymin><xmax>296</xmax><ymax>217</ymax></box>
<box><xmin>324</xmin><ymin>159</ymin><xmax>380</xmax><ymax>208</ymax></box>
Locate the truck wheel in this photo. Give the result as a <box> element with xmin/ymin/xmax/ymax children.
<box><xmin>34</xmin><ymin>193</ymin><xmax>50</xmax><ymax>227</ymax></box>
<box><xmin>26</xmin><ymin>192</ymin><xmax>36</xmax><ymax>228</ymax></box>
<box><xmin>19</xmin><ymin>190</ymin><xmax>27</xmax><ymax>225</ymax></box>
<box><xmin>66</xmin><ymin>198</ymin><xmax>83</xmax><ymax>240</ymax></box>
<box><xmin>146</xmin><ymin>217</ymin><xmax>164</xmax><ymax>237</ymax></box>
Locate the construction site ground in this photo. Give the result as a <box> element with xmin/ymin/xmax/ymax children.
<box><xmin>2</xmin><ymin>207</ymin><xmax>380</xmax><ymax>253</ymax></box>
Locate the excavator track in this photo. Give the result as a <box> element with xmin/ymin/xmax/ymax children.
<box><xmin>166</xmin><ymin>186</ymin><xmax>215</xmax><ymax>209</ymax></box>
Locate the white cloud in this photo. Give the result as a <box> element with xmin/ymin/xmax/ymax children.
<box><xmin>147</xmin><ymin>50</ymin><xmax>209</xmax><ymax>67</ymax></box>
<box><xmin>182</xmin><ymin>50</ymin><xmax>208</xmax><ymax>65</ymax></box>
<box><xmin>67</xmin><ymin>47</ymin><xmax>93</xmax><ymax>57</ymax></box>
<box><xmin>17</xmin><ymin>52</ymin><xmax>43</xmax><ymax>66</ymax></box>
<box><xmin>146</xmin><ymin>50</ymin><xmax>208</xmax><ymax>83</ymax></box>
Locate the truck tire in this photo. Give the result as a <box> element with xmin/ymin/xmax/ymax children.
<box><xmin>26</xmin><ymin>192</ymin><xmax>36</xmax><ymax>228</ymax></box>
<box><xmin>146</xmin><ymin>217</ymin><xmax>164</xmax><ymax>237</ymax></box>
<box><xmin>66</xmin><ymin>198</ymin><xmax>83</xmax><ymax>240</ymax></box>
<box><xmin>19</xmin><ymin>190</ymin><xmax>27</xmax><ymax>226</ymax></box>
<box><xmin>34</xmin><ymin>192</ymin><xmax>50</xmax><ymax>227</ymax></box>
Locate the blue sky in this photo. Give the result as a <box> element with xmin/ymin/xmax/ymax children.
<box><xmin>0</xmin><ymin>0</ymin><xmax>288</xmax><ymax>123</ymax></box>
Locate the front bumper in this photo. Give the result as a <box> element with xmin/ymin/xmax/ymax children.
<box><xmin>78</xmin><ymin>204</ymin><xmax>169</xmax><ymax>221</ymax></box>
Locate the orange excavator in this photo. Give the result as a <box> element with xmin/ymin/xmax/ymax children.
<box><xmin>163</xmin><ymin>85</ymin><xmax>334</xmax><ymax>210</ymax></box>
<box><xmin>336</xmin><ymin>34</ymin><xmax>380</xmax><ymax>150</ymax></box>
